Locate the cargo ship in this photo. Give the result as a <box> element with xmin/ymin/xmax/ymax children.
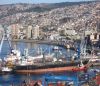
<box><xmin>13</xmin><ymin>42</ymin><xmax>90</xmax><ymax>75</ymax></box>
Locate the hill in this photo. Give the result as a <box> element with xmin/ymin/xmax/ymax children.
<box><xmin>0</xmin><ymin>0</ymin><xmax>99</xmax><ymax>35</ymax></box>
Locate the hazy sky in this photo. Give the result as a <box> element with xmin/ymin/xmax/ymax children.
<box><xmin>0</xmin><ymin>0</ymin><xmax>94</xmax><ymax>4</ymax></box>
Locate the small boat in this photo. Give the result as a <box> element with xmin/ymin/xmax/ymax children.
<box><xmin>1</xmin><ymin>67</ymin><xmax>12</xmax><ymax>74</ymax></box>
<box><xmin>53</xmin><ymin>46</ymin><xmax>61</xmax><ymax>51</ymax></box>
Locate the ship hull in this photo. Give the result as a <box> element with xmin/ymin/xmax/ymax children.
<box><xmin>14</xmin><ymin>60</ymin><xmax>89</xmax><ymax>74</ymax></box>
<box><xmin>15</xmin><ymin>66</ymin><xmax>87</xmax><ymax>74</ymax></box>
<box><xmin>0</xmin><ymin>70</ymin><xmax>13</xmax><ymax>74</ymax></box>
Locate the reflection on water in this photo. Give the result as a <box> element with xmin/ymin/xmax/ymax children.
<box><xmin>0</xmin><ymin>74</ymin><xmax>26</xmax><ymax>85</ymax></box>
<box><xmin>0</xmin><ymin>41</ymin><xmax>76</xmax><ymax>60</ymax></box>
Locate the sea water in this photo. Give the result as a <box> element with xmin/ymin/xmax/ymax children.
<box><xmin>0</xmin><ymin>41</ymin><xmax>75</xmax><ymax>85</ymax></box>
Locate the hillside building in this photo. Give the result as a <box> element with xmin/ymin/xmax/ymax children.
<box><xmin>33</xmin><ymin>25</ymin><xmax>40</xmax><ymax>39</ymax></box>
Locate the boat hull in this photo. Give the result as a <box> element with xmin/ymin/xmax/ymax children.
<box><xmin>14</xmin><ymin>60</ymin><xmax>89</xmax><ymax>74</ymax></box>
<box><xmin>15</xmin><ymin>66</ymin><xmax>87</xmax><ymax>74</ymax></box>
<box><xmin>0</xmin><ymin>71</ymin><xmax>13</xmax><ymax>74</ymax></box>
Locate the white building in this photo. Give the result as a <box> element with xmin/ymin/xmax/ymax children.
<box><xmin>90</xmin><ymin>33</ymin><xmax>100</xmax><ymax>43</ymax></box>
<box><xmin>27</xmin><ymin>25</ymin><xmax>33</xmax><ymax>39</ymax></box>
<box><xmin>33</xmin><ymin>25</ymin><xmax>40</xmax><ymax>39</ymax></box>
<box><xmin>0</xmin><ymin>25</ymin><xmax>4</xmax><ymax>39</ymax></box>
<box><xmin>65</xmin><ymin>29</ymin><xmax>77</xmax><ymax>36</ymax></box>
<box><xmin>7</xmin><ymin>24</ymin><xmax>20</xmax><ymax>39</ymax></box>
<box><xmin>49</xmin><ymin>34</ymin><xmax>60</xmax><ymax>40</ymax></box>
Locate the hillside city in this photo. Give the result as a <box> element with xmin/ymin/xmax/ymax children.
<box><xmin>0</xmin><ymin>1</ymin><xmax>100</xmax><ymax>42</ymax></box>
<box><xmin>0</xmin><ymin>1</ymin><xmax>100</xmax><ymax>86</ymax></box>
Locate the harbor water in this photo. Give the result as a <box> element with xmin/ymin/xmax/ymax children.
<box><xmin>0</xmin><ymin>41</ymin><xmax>76</xmax><ymax>86</ymax></box>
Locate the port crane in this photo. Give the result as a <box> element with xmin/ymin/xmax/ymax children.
<box><xmin>0</xmin><ymin>25</ymin><xmax>12</xmax><ymax>55</ymax></box>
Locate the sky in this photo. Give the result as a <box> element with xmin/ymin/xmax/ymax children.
<box><xmin>0</xmin><ymin>0</ymin><xmax>94</xmax><ymax>5</ymax></box>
